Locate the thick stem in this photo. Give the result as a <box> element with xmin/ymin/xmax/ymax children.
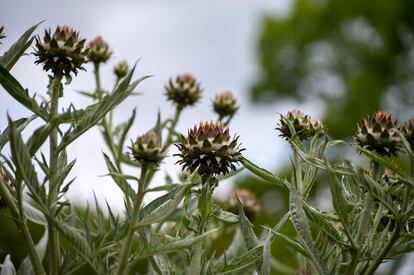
<box><xmin>116</xmin><ymin>165</ymin><xmax>148</xmax><ymax>275</ymax></box>
<box><xmin>48</xmin><ymin>76</ymin><xmax>61</xmax><ymax>275</ymax></box>
<box><xmin>189</xmin><ymin>177</ymin><xmax>211</xmax><ymax>275</ymax></box>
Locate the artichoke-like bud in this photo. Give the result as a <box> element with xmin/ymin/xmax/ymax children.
<box><xmin>87</xmin><ymin>36</ymin><xmax>112</xmax><ymax>65</ymax></box>
<box><xmin>114</xmin><ymin>60</ymin><xmax>129</xmax><ymax>79</ymax></box>
<box><xmin>34</xmin><ymin>26</ymin><xmax>88</xmax><ymax>78</ymax></box>
<box><xmin>308</xmin><ymin>119</ymin><xmax>327</xmax><ymax>137</ymax></box>
<box><xmin>175</xmin><ymin>121</ymin><xmax>244</xmax><ymax>176</ymax></box>
<box><xmin>165</xmin><ymin>73</ymin><xmax>202</xmax><ymax>109</ymax></box>
<box><xmin>223</xmin><ymin>189</ymin><xmax>261</xmax><ymax>220</ymax></box>
<box><xmin>401</xmin><ymin>118</ymin><xmax>414</xmax><ymax>148</ymax></box>
<box><xmin>277</xmin><ymin>109</ymin><xmax>311</xmax><ymax>140</ymax></box>
<box><xmin>130</xmin><ymin>130</ymin><xmax>164</xmax><ymax>167</ymax></box>
<box><xmin>277</xmin><ymin>109</ymin><xmax>326</xmax><ymax>140</ymax></box>
<box><xmin>354</xmin><ymin>111</ymin><xmax>402</xmax><ymax>156</ymax></box>
<box><xmin>212</xmin><ymin>91</ymin><xmax>239</xmax><ymax>118</ymax></box>
<box><xmin>0</xmin><ymin>26</ymin><xmax>5</xmax><ymax>44</ymax></box>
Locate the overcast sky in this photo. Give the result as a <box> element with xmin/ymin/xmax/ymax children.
<box><xmin>0</xmin><ymin>0</ymin><xmax>329</xmax><ymax>210</ymax></box>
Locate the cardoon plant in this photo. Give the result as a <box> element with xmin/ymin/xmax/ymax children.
<box><xmin>0</xmin><ymin>23</ymin><xmax>414</xmax><ymax>275</ymax></box>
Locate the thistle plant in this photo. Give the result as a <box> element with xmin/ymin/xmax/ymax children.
<box><xmin>1</xmin><ymin>22</ymin><xmax>414</xmax><ymax>275</ymax></box>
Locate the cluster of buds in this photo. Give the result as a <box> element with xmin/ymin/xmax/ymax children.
<box><xmin>0</xmin><ymin>26</ymin><xmax>5</xmax><ymax>44</ymax></box>
<box><xmin>165</xmin><ymin>73</ymin><xmax>202</xmax><ymax>109</ymax></box>
<box><xmin>130</xmin><ymin>130</ymin><xmax>164</xmax><ymax>168</ymax></box>
<box><xmin>401</xmin><ymin>117</ymin><xmax>414</xmax><ymax>148</ymax></box>
<box><xmin>175</xmin><ymin>121</ymin><xmax>244</xmax><ymax>176</ymax></box>
<box><xmin>222</xmin><ymin>189</ymin><xmax>261</xmax><ymax>220</ymax></box>
<box><xmin>34</xmin><ymin>26</ymin><xmax>88</xmax><ymax>78</ymax></box>
<box><xmin>212</xmin><ymin>91</ymin><xmax>239</xmax><ymax>119</ymax></box>
<box><xmin>354</xmin><ymin>111</ymin><xmax>402</xmax><ymax>156</ymax></box>
<box><xmin>87</xmin><ymin>36</ymin><xmax>112</xmax><ymax>65</ymax></box>
<box><xmin>277</xmin><ymin>109</ymin><xmax>326</xmax><ymax>140</ymax></box>
<box><xmin>114</xmin><ymin>60</ymin><xmax>129</xmax><ymax>79</ymax></box>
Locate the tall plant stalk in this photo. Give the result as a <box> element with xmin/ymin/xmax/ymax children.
<box><xmin>48</xmin><ymin>76</ymin><xmax>62</xmax><ymax>275</ymax></box>
<box><xmin>116</xmin><ymin>165</ymin><xmax>148</xmax><ymax>275</ymax></box>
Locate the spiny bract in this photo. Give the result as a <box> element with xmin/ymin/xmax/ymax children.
<box><xmin>0</xmin><ymin>26</ymin><xmax>5</xmax><ymax>44</ymax></box>
<box><xmin>165</xmin><ymin>73</ymin><xmax>202</xmax><ymax>109</ymax></box>
<box><xmin>354</xmin><ymin>111</ymin><xmax>402</xmax><ymax>156</ymax></box>
<box><xmin>175</xmin><ymin>120</ymin><xmax>244</xmax><ymax>176</ymax></box>
<box><xmin>87</xmin><ymin>36</ymin><xmax>112</xmax><ymax>64</ymax></box>
<box><xmin>34</xmin><ymin>26</ymin><xmax>88</xmax><ymax>78</ymax></box>
<box><xmin>212</xmin><ymin>91</ymin><xmax>239</xmax><ymax>118</ymax></box>
<box><xmin>130</xmin><ymin>130</ymin><xmax>164</xmax><ymax>167</ymax></box>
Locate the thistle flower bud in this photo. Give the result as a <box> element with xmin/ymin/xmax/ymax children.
<box><xmin>0</xmin><ymin>26</ymin><xmax>5</xmax><ymax>44</ymax></box>
<box><xmin>212</xmin><ymin>91</ymin><xmax>239</xmax><ymax>118</ymax></box>
<box><xmin>401</xmin><ymin>117</ymin><xmax>414</xmax><ymax>148</ymax></box>
<box><xmin>354</xmin><ymin>111</ymin><xmax>402</xmax><ymax>156</ymax></box>
<box><xmin>277</xmin><ymin>109</ymin><xmax>325</xmax><ymax>140</ymax></box>
<box><xmin>175</xmin><ymin>120</ymin><xmax>244</xmax><ymax>176</ymax></box>
<box><xmin>87</xmin><ymin>36</ymin><xmax>112</xmax><ymax>65</ymax></box>
<box><xmin>130</xmin><ymin>130</ymin><xmax>164</xmax><ymax>167</ymax></box>
<box><xmin>34</xmin><ymin>26</ymin><xmax>88</xmax><ymax>78</ymax></box>
<box><xmin>114</xmin><ymin>60</ymin><xmax>129</xmax><ymax>79</ymax></box>
<box><xmin>223</xmin><ymin>189</ymin><xmax>261</xmax><ymax>220</ymax></box>
<box><xmin>165</xmin><ymin>73</ymin><xmax>202</xmax><ymax>109</ymax></box>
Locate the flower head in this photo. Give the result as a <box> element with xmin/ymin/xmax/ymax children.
<box><xmin>175</xmin><ymin>121</ymin><xmax>244</xmax><ymax>176</ymax></box>
<box><xmin>223</xmin><ymin>189</ymin><xmax>261</xmax><ymax>220</ymax></box>
<box><xmin>354</xmin><ymin>111</ymin><xmax>402</xmax><ymax>156</ymax></box>
<box><xmin>87</xmin><ymin>36</ymin><xmax>112</xmax><ymax>64</ymax></box>
<box><xmin>165</xmin><ymin>73</ymin><xmax>202</xmax><ymax>109</ymax></box>
<box><xmin>277</xmin><ymin>109</ymin><xmax>326</xmax><ymax>140</ymax></box>
<box><xmin>34</xmin><ymin>26</ymin><xmax>88</xmax><ymax>78</ymax></box>
<box><xmin>212</xmin><ymin>91</ymin><xmax>239</xmax><ymax>118</ymax></box>
<box><xmin>114</xmin><ymin>60</ymin><xmax>129</xmax><ymax>79</ymax></box>
<box><xmin>130</xmin><ymin>130</ymin><xmax>164</xmax><ymax>167</ymax></box>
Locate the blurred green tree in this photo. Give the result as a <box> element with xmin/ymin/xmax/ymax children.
<box><xmin>252</xmin><ymin>0</ymin><xmax>414</xmax><ymax>138</ymax></box>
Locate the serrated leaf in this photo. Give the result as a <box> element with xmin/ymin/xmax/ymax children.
<box><xmin>241</xmin><ymin>157</ymin><xmax>289</xmax><ymax>188</ymax></box>
<box><xmin>362</xmin><ymin>171</ymin><xmax>399</xmax><ymax>219</ymax></box>
<box><xmin>117</xmin><ymin>108</ymin><xmax>136</xmax><ymax>159</ymax></box>
<box><xmin>58</xmin><ymin>66</ymin><xmax>149</xmax><ymax>151</ymax></box>
<box><xmin>138</xmin><ymin>183</ymin><xmax>191</xmax><ymax>222</ymax></box>
<box><xmin>25</xmin><ymin>123</ymin><xmax>54</xmax><ymax>156</ymax></box>
<box><xmin>215</xmin><ymin>245</ymin><xmax>264</xmax><ymax>275</ymax></box>
<box><xmin>263</xmin><ymin>227</ymin><xmax>308</xmax><ymax>256</ymax></box>
<box><xmin>17</xmin><ymin>230</ymin><xmax>47</xmax><ymax>275</ymax></box>
<box><xmin>356</xmin><ymin>146</ymin><xmax>404</xmax><ymax>176</ymax></box>
<box><xmin>290</xmin><ymin>185</ymin><xmax>327</xmax><ymax>274</ymax></box>
<box><xmin>0</xmin><ymin>22</ymin><xmax>41</xmax><ymax>70</ymax></box>
<box><xmin>136</xmin><ymin>229</ymin><xmax>218</xmax><ymax>259</ymax></box>
<box><xmin>8</xmin><ymin>117</ymin><xmax>46</xmax><ymax>208</ymax></box>
<box><xmin>0</xmin><ymin>65</ymin><xmax>48</xmax><ymax>120</ymax></box>
<box><xmin>0</xmin><ymin>116</ymin><xmax>36</xmax><ymax>151</ymax></box>
<box><xmin>103</xmin><ymin>153</ymin><xmax>135</xmax><ymax>204</ymax></box>
<box><xmin>213</xmin><ymin>210</ymin><xmax>239</xmax><ymax>223</ymax></box>
<box><xmin>1</xmin><ymin>255</ymin><xmax>16</xmax><ymax>275</ymax></box>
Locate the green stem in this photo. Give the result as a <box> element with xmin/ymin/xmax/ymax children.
<box><xmin>48</xmin><ymin>76</ymin><xmax>61</xmax><ymax>275</ymax></box>
<box><xmin>162</xmin><ymin>106</ymin><xmax>182</xmax><ymax>153</ymax></box>
<box><xmin>189</xmin><ymin>177</ymin><xmax>211</xmax><ymax>275</ymax></box>
<box><xmin>116</xmin><ymin>165</ymin><xmax>148</xmax><ymax>275</ymax></box>
<box><xmin>0</xmin><ymin>179</ymin><xmax>46</xmax><ymax>275</ymax></box>
<box><xmin>94</xmin><ymin>63</ymin><xmax>102</xmax><ymax>100</ymax></box>
<box><xmin>144</xmin><ymin>107</ymin><xmax>182</xmax><ymax>188</ymax></box>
